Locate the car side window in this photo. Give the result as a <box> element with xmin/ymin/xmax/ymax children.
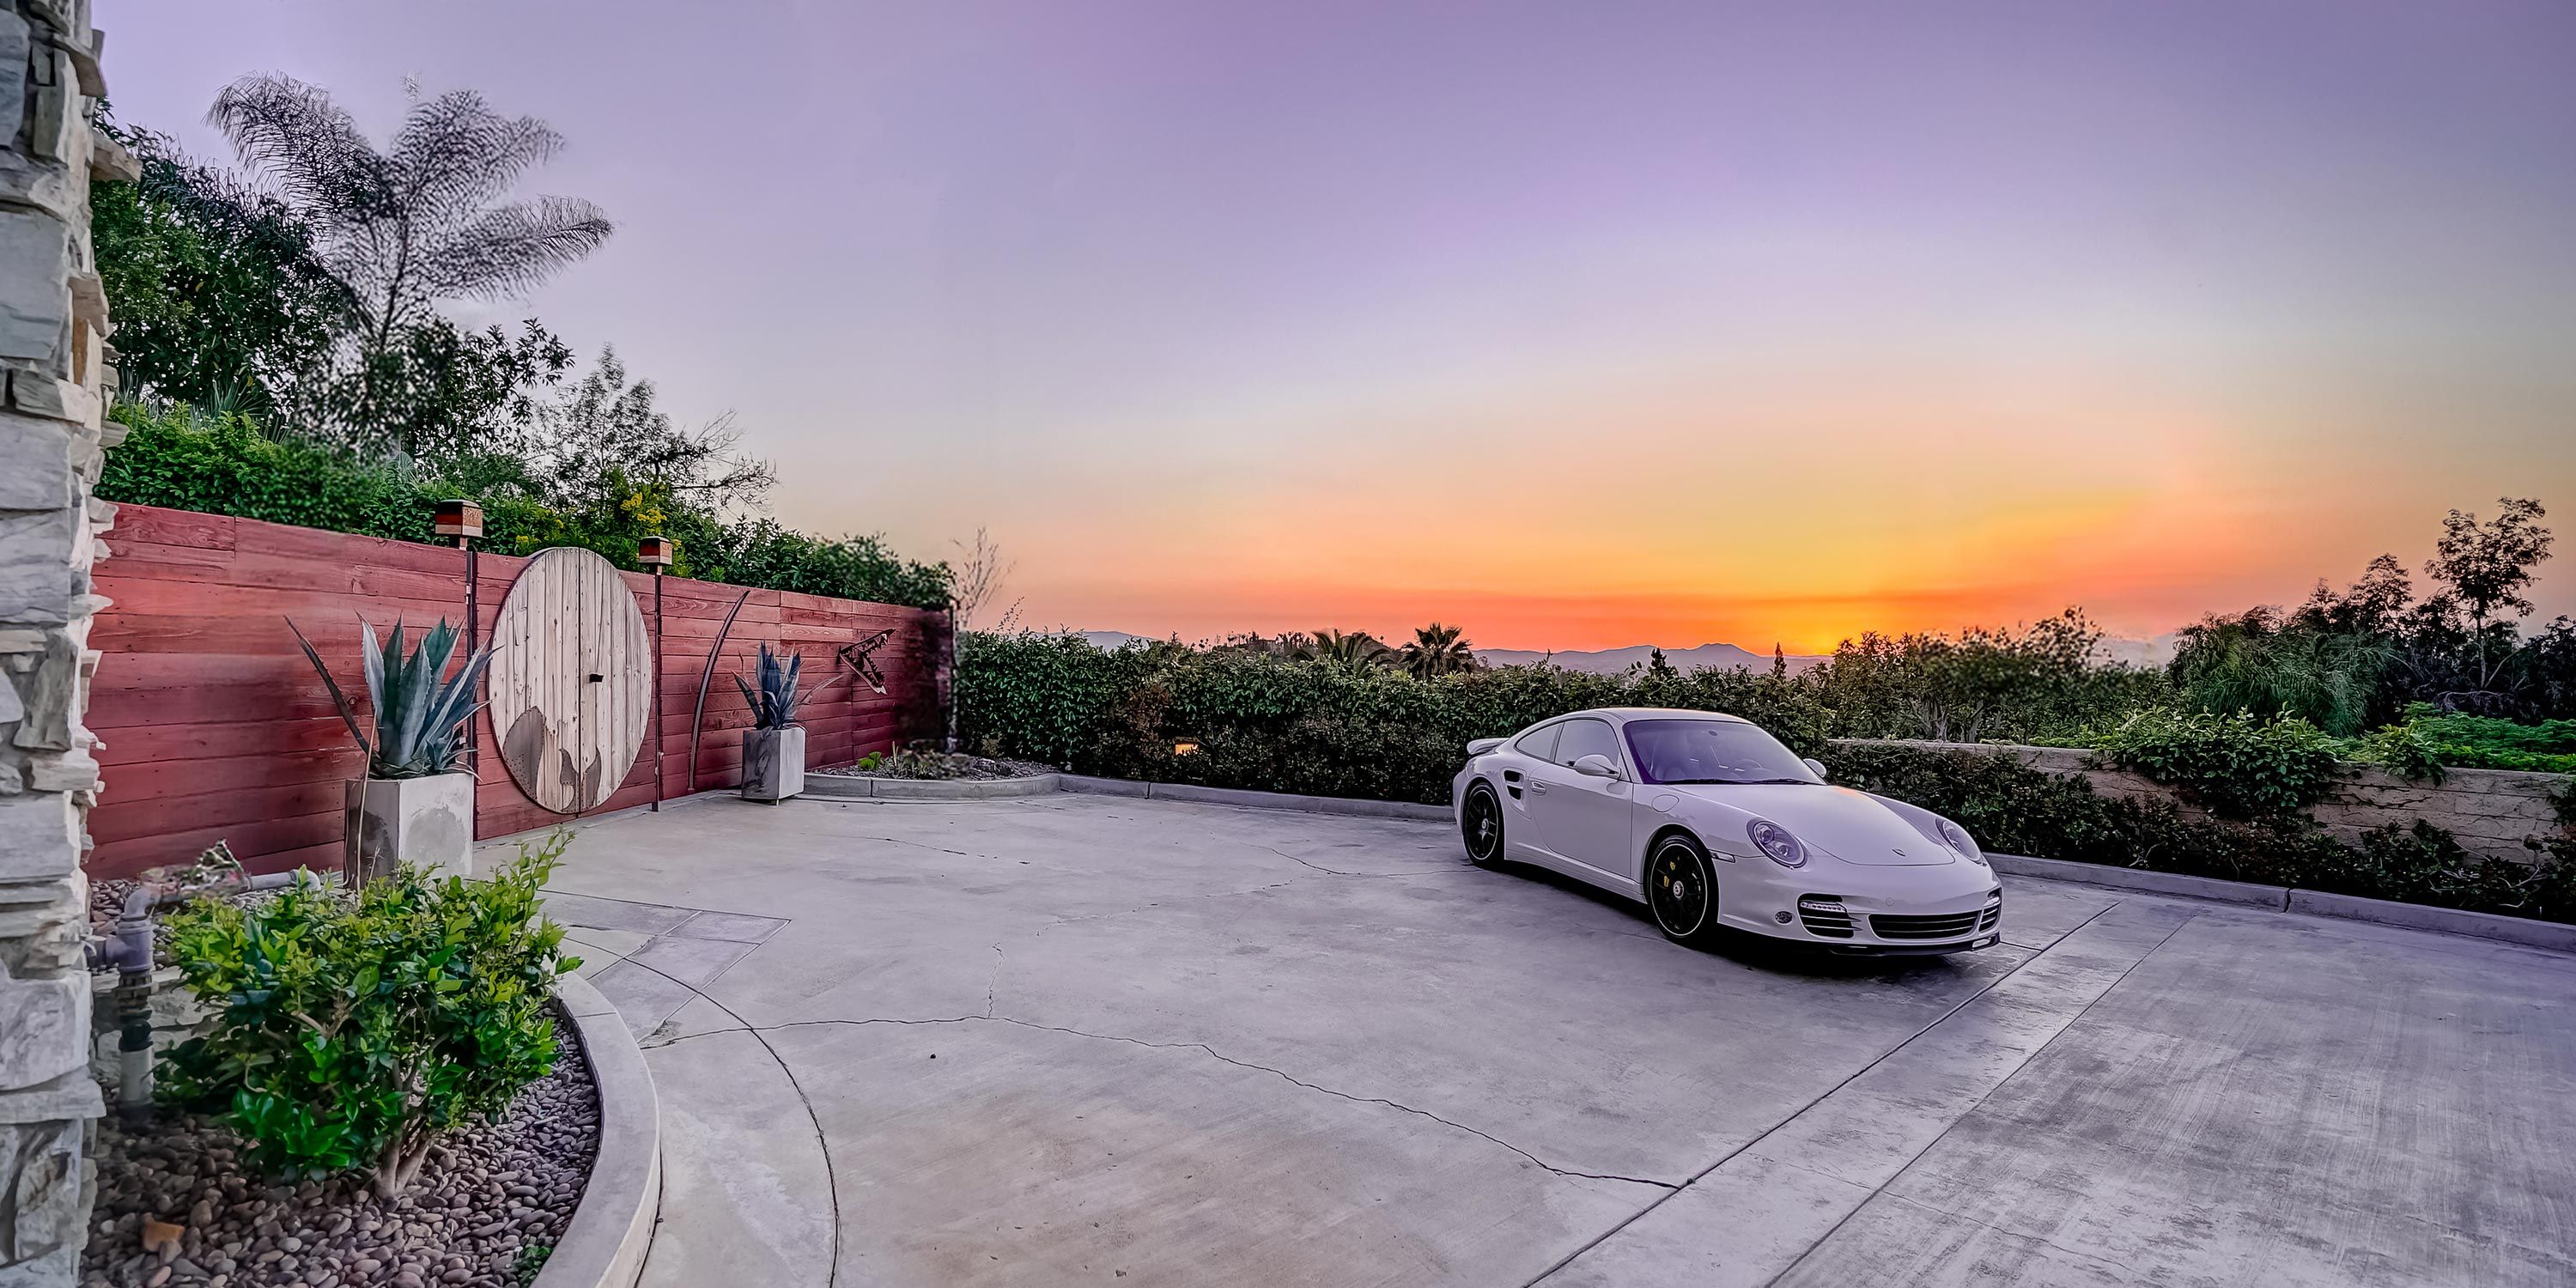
<box><xmin>1554</xmin><ymin>719</ymin><xmax>1621</xmax><ymax>769</ymax></box>
<box><xmin>1513</xmin><ymin>724</ymin><xmax>1560</xmax><ymax>761</ymax></box>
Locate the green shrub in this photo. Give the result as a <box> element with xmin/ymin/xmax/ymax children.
<box><xmin>2085</xmin><ymin>708</ymin><xmax>2343</xmax><ymax>819</ymax></box>
<box><xmin>1822</xmin><ymin>742</ymin><xmax>2576</xmax><ymax>923</ymax></box>
<box><xmin>161</xmin><ymin>835</ymin><xmax>579</xmax><ymax>1198</ymax></box>
<box><xmin>99</xmin><ymin>404</ymin><xmax>953</xmax><ymax>611</ymax></box>
<box><xmin>1801</xmin><ymin>608</ymin><xmax>2172</xmax><ymax>744</ymax></box>
<box><xmin>2167</xmin><ymin>611</ymin><xmax>2390</xmax><ymax>735</ymax></box>
<box><xmin>2353</xmin><ymin>704</ymin><xmax>2576</xmax><ymax>775</ymax></box>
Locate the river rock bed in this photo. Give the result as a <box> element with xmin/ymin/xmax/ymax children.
<box><xmin>79</xmin><ymin>1016</ymin><xmax>599</xmax><ymax>1288</ymax></box>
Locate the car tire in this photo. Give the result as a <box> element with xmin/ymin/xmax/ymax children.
<box><xmin>1645</xmin><ymin>833</ymin><xmax>1721</xmax><ymax>946</ymax></box>
<box><xmin>1461</xmin><ymin>782</ymin><xmax>1507</xmax><ymax>867</ymax></box>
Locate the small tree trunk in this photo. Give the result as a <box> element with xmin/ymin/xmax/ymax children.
<box><xmin>945</xmin><ymin>614</ymin><xmax>961</xmax><ymax>753</ymax></box>
<box><xmin>373</xmin><ymin>1121</ymin><xmax>434</xmax><ymax>1200</ymax></box>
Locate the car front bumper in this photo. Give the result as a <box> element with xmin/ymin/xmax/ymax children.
<box><xmin>1716</xmin><ymin>866</ymin><xmax>2004</xmax><ymax>953</ymax></box>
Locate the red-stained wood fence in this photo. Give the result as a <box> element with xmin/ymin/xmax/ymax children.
<box><xmin>85</xmin><ymin>504</ymin><xmax>950</xmax><ymax>879</ymax></box>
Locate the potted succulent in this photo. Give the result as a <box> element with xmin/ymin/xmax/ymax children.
<box><xmin>736</xmin><ymin>643</ymin><xmax>807</xmax><ymax>803</ymax></box>
<box><xmin>291</xmin><ymin>618</ymin><xmax>491</xmax><ymax>884</ymax></box>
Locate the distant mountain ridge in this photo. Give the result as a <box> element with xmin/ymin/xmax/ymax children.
<box><xmin>1073</xmin><ymin>631</ymin><xmax>2177</xmax><ymax>671</ymax></box>
<box><xmin>1474</xmin><ymin>641</ymin><xmax>1827</xmax><ymax>675</ymax></box>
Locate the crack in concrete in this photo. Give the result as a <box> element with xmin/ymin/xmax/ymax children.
<box><xmin>645</xmin><ymin>1012</ymin><xmax>1676</xmax><ymax>1191</ymax></box>
<box><xmin>846</xmin><ymin>834</ymin><xmax>1017</xmax><ymax>862</ymax></box>
<box><xmin>1256</xmin><ymin>843</ymin><xmax>1459</xmax><ymax>879</ymax></box>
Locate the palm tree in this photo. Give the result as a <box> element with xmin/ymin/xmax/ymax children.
<box><xmin>1313</xmin><ymin>629</ymin><xmax>1392</xmax><ymax>667</ymax></box>
<box><xmin>207</xmin><ymin>75</ymin><xmax>612</xmax><ymax>448</ymax></box>
<box><xmin>1400</xmin><ymin>623</ymin><xmax>1478</xmax><ymax>679</ymax></box>
<box><xmin>210</xmin><ymin>76</ymin><xmax>613</xmax><ymax>350</ymax></box>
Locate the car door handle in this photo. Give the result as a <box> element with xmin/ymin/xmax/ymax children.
<box><xmin>1528</xmin><ymin>782</ymin><xmax>1549</xmax><ymax>795</ymax></box>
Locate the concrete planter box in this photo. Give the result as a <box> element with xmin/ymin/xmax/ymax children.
<box><xmin>344</xmin><ymin>773</ymin><xmax>476</xmax><ymax>884</ymax></box>
<box><xmin>741</xmin><ymin>726</ymin><xmax>806</xmax><ymax>802</ymax></box>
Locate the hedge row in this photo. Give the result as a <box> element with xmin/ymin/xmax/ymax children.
<box><xmin>96</xmin><ymin>410</ymin><xmax>953</xmax><ymax>611</ymax></box>
<box><xmin>956</xmin><ymin>633</ymin><xmax>2576</xmax><ymax>923</ymax></box>
<box><xmin>954</xmin><ymin>632</ymin><xmax>1827</xmax><ymax>805</ymax></box>
<box><xmin>1823</xmin><ymin>742</ymin><xmax>2576</xmax><ymax>924</ymax></box>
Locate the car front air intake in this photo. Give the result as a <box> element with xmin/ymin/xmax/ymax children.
<box><xmin>1796</xmin><ymin>895</ymin><xmax>1853</xmax><ymax>939</ymax></box>
<box><xmin>1870</xmin><ymin>910</ymin><xmax>1984</xmax><ymax>940</ymax></box>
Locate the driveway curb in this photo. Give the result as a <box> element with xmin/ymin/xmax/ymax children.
<box><xmin>805</xmin><ymin>773</ymin><xmax>1064</xmax><ymax>799</ymax></box>
<box><xmin>1988</xmin><ymin>854</ymin><xmax>2289</xmax><ymax>908</ymax></box>
<box><xmin>2285</xmin><ymin>888</ymin><xmax>2576</xmax><ymax>954</ymax></box>
<box><xmin>534</xmin><ymin>973</ymin><xmax>662</xmax><ymax>1288</ymax></box>
<box><xmin>799</xmin><ymin>770</ymin><xmax>1452</xmax><ymax>821</ymax></box>
<box><xmin>1992</xmin><ymin>854</ymin><xmax>2576</xmax><ymax>954</ymax></box>
<box><xmin>1060</xmin><ymin>775</ymin><xmax>1454</xmax><ymax>821</ymax></box>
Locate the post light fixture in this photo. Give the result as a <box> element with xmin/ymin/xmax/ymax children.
<box><xmin>642</xmin><ymin>536</ymin><xmax>671</xmax><ymax>809</ymax></box>
<box><xmin>437</xmin><ymin>498</ymin><xmax>487</xmax><ymax>780</ymax></box>
<box><xmin>433</xmin><ymin>499</ymin><xmax>484</xmax><ymax>543</ymax></box>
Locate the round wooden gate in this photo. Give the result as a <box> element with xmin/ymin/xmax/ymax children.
<box><xmin>487</xmin><ymin>547</ymin><xmax>653</xmax><ymax>814</ymax></box>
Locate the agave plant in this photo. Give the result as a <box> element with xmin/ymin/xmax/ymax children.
<box><xmin>735</xmin><ymin>643</ymin><xmax>805</xmax><ymax>730</ymax></box>
<box><xmin>289</xmin><ymin>617</ymin><xmax>493</xmax><ymax>779</ymax></box>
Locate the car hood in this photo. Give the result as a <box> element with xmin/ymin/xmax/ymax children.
<box><xmin>1667</xmin><ymin>783</ymin><xmax>1954</xmax><ymax>866</ymax></box>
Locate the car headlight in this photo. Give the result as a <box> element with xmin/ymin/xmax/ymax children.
<box><xmin>1747</xmin><ymin>818</ymin><xmax>1807</xmax><ymax>868</ymax></box>
<box><xmin>1938</xmin><ymin>818</ymin><xmax>1986</xmax><ymax>866</ymax></box>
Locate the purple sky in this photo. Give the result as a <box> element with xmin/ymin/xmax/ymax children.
<box><xmin>102</xmin><ymin>2</ymin><xmax>2576</xmax><ymax>647</ymax></box>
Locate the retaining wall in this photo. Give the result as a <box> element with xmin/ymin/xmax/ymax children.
<box><xmin>84</xmin><ymin>504</ymin><xmax>950</xmax><ymax>878</ymax></box>
<box><xmin>1842</xmin><ymin>738</ymin><xmax>2572</xmax><ymax>864</ymax></box>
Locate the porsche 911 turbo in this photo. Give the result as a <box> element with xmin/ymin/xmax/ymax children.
<box><xmin>1452</xmin><ymin>708</ymin><xmax>2002</xmax><ymax>952</ymax></box>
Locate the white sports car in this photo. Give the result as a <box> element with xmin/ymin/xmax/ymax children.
<box><xmin>1452</xmin><ymin>708</ymin><xmax>2003</xmax><ymax>953</ymax></box>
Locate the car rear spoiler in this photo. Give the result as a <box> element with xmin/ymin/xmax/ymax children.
<box><xmin>1466</xmin><ymin>737</ymin><xmax>1505</xmax><ymax>755</ymax></box>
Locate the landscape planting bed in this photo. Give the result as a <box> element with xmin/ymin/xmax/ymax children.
<box><xmin>78</xmin><ymin>1018</ymin><xmax>598</xmax><ymax>1288</ymax></box>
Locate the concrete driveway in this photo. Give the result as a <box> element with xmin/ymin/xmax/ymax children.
<box><xmin>495</xmin><ymin>791</ymin><xmax>2576</xmax><ymax>1287</ymax></box>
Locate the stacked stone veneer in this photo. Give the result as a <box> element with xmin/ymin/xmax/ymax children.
<box><xmin>1843</xmin><ymin>739</ymin><xmax>2574</xmax><ymax>865</ymax></box>
<box><xmin>0</xmin><ymin>2</ymin><xmax>120</xmax><ymax>1284</ymax></box>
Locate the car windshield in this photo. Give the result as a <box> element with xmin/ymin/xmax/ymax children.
<box><xmin>1622</xmin><ymin>719</ymin><xmax>1819</xmax><ymax>786</ymax></box>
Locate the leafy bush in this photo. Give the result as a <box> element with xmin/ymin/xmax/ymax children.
<box><xmin>958</xmin><ymin>631</ymin><xmax>1829</xmax><ymax>805</ymax></box>
<box><xmin>2167</xmin><ymin>609</ymin><xmax>2390</xmax><ymax>735</ymax></box>
<box><xmin>2358</xmin><ymin>705</ymin><xmax>2576</xmax><ymax>775</ymax></box>
<box><xmin>1821</xmin><ymin>743</ymin><xmax>2576</xmax><ymax>923</ymax></box>
<box><xmin>161</xmin><ymin>835</ymin><xmax>579</xmax><ymax>1197</ymax></box>
<box><xmin>99</xmin><ymin>405</ymin><xmax>953</xmax><ymax>611</ymax></box>
<box><xmin>2085</xmin><ymin>708</ymin><xmax>2343</xmax><ymax>819</ymax></box>
<box><xmin>1801</xmin><ymin>608</ymin><xmax>2169</xmax><ymax>744</ymax></box>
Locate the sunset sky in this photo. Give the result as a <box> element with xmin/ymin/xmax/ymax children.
<box><xmin>109</xmin><ymin>1</ymin><xmax>2576</xmax><ymax>652</ymax></box>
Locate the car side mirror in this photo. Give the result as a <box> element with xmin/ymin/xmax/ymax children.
<box><xmin>1572</xmin><ymin>754</ymin><xmax>1622</xmax><ymax>780</ymax></box>
<box><xmin>1802</xmin><ymin>757</ymin><xmax>1828</xmax><ymax>781</ymax></box>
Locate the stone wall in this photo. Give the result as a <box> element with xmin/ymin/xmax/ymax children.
<box><xmin>1842</xmin><ymin>739</ymin><xmax>2573</xmax><ymax>864</ymax></box>
<box><xmin>0</xmin><ymin>1</ymin><xmax>119</xmax><ymax>1283</ymax></box>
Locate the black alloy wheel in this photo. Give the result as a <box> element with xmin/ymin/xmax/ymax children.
<box><xmin>1648</xmin><ymin>834</ymin><xmax>1719</xmax><ymax>945</ymax></box>
<box><xmin>1461</xmin><ymin>783</ymin><xmax>1506</xmax><ymax>867</ymax></box>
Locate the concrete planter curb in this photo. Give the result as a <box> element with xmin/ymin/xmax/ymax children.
<box><xmin>2285</xmin><ymin>889</ymin><xmax>2576</xmax><ymax>954</ymax></box>
<box><xmin>1988</xmin><ymin>854</ymin><xmax>2290</xmax><ymax>909</ymax></box>
<box><xmin>535</xmin><ymin>973</ymin><xmax>660</xmax><ymax>1288</ymax></box>
<box><xmin>1991</xmin><ymin>854</ymin><xmax>2576</xmax><ymax>955</ymax></box>
<box><xmin>805</xmin><ymin>773</ymin><xmax>1066</xmax><ymax>799</ymax></box>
